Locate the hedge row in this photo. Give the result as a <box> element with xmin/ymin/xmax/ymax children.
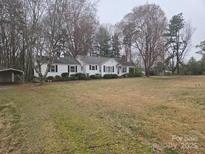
<box><xmin>45</xmin><ymin>73</ymin><xmax>122</xmax><ymax>82</ymax></box>
<box><xmin>46</xmin><ymin>73</ymin><xmax>87</xmax><ymax>82</ymax></box>
<box><xmin>33</xmin><ymin>72</ymin><xmax>143</xmax><ymax>83</ymax></box>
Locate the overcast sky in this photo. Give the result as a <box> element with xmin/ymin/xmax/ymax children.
<box><xmin>97</xmin><ymin>0</ymin><xmax>205</xmax><ymax>60</ymax></box>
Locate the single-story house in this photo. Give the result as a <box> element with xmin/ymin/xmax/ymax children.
<box><xmin>0</xmin><ymin>66</ymin><xmax>24</xmax><ymax>84</ymax></box>
<box><xmin>34</xmin><ymin>55</ymin><xmax>136</xmax><ymax>78</ymax></box>
<box><xmin>34</xmin><ymin>56</ymin><xmax>81</xmax><ymax>77</ymax></box>
<box><xmin>77</xmin><ymin>56</ymin><xmax>135</xmax><ymax>77</ymax></box>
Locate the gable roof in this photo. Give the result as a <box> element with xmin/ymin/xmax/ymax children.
<box><xmin>77</xmin><ymin>56</ymin><xmax>112</xmax><ymax>65</ymax></box>
<box><xmin>54</xmin><ymin>56</ymin><xmax>80</xmax><ymax>65</ymax></box>
<box><xmin>78</xmin><ymin>56</ymin><xmax>135</xmax><ymax>67</ymax></box>
<box><xmin>115</xmin><ymin>58</ymin><xmax>136</xmax><ymax>67</ymax></box>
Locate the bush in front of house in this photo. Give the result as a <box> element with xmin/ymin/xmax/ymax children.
<box><xmin>103</xmin><ymin>74</ymin><xmax>118</xmax><ymax>79</ymax></box>
<box><xmin>90</xmin><ymin>74</ymin><xmax>102</xmax><ymax>80</ymax></box>
<box><xmin>129</xmin><ymin>67</ymin><xmax>143</xmax><ymax>77</ymax></box>
<box><xmin>54</xmin><ymin>75</ymin><xmax>62</xmax><ymax>81</ymax></box>
<box><xmin>70</xmin><ymin>73</ymin><xmax>87</xmax><ymax>80</ymax></box>
<box><xmin>120</xmin><ymin>74</ymin><xmax>129</xmax><ymax>78</ymax></box>
<box><xmin>61</xmin><ymin>73</ymin><xmax>69</xmax><ymax>79</ymax></box>
<box><xmin>32</xmin><ymin>77</ymin><xmax>41</xmax><ymax>83</ymax></box>
<box><xmin>46</xmin><ymin>76</ymin><xmax>54</xmax><ymax>81</ymax></box>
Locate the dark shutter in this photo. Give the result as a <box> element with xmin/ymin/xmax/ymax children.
<box><xmin>68</xmin><ymin>65</ymin><xmax>70</xmax><ymax>72</ymax></box>
<box><xmin>96</xmin><ymin>65</ymin><xmax>97</xmax><ymax>70</ymax></box>
<box><xmin>76</xmin><ymin>66</ymin><xmax>78</xmax><ymax>72</ymax></box>
<box><xmin>56</xmin><ymin>65</ymin><xmax>58</xmax><ymax>72</ymax></box>
<box><xmin>89</xmin><ymin>65</ymin><xmax>91</xmax><ymax>70</ymax></box>
<box><xmin>113</xmin><ymin>66</ymin><xmax>114</xmax><ymax>72</ymax></box>
<box><xmin>103</xmin><ymin>66</ymin><xmax>105</xmax><ymax>72</ymax></box>
<box><xmin>48</xmin><ymin>65</ymin><xmax>50</xmax><ymax>72</ymax></box>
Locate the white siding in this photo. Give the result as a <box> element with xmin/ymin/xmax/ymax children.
<box><xmin>34</xmin><ymin>64</ymin><xmax>81</xmax><ymax>77</ymax></box>
<box><xmin>84</xmin><ymin>64</ymin><xmax>100</xmax><ymax>76</ymax></box>
<box><xmin>101</xmin><ymin>59</ymin><xmax>119</xmax><ymax>77</ymax></box>
<box><xmin>76</xmin><ymin>58</ymin><xmax>132</xmax><ymax>77</ymax></box>
<box><xmin>117</xmin><ymin>65</ymin><xmax>129</xmax><ymax>76</ymax></box>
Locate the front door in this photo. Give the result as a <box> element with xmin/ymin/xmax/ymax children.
<box><xmin>118</xmin><ymin>66</ymin><xmax>121</xmax><ymax>75</ymax></box>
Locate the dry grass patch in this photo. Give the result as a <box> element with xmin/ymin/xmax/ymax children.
<box><xmin>0</xmin><ymin>76</ymin><xmax>205</xmax><ymax>153</ymax></box>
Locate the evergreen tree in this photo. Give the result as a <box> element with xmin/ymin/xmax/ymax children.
<box><xmin>165</xmin><ymin>13</ymin><xmax>193</xmax><ymax>75</ymax></box>
<box><xmin>196</xmin><ymin>40</ymin><xmax>205</xmax><ymax>55</ymax></box>
<box><xmin>186</xmin><ymin>57</ymin><xmax>202</xmax><ymax>75</ymax></box>
<box><xmin>95</xmin><ymin>26</ymin><xmax>112</xmax><ymax>57</ymax></box>
<box><xmin>111</xmin><ymin>33</ymin><xmax>121</xmax><ymax>58</ymax></box>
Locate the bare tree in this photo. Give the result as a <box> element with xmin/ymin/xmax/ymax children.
<box><xmin>121</xmin><ymin>4</ymin><xmax>167</xmax><ymax>76</ymax></box>
<box><xmin>61</xmin><ymin>0</ymin><xmax>98</xmax><ymax>57</ymax></box>
<box><xmin>33</xmin><ymin>0</ymin><xmax>65</xmax><ymax>83</ymax></box>
<box><xmin>0</xmin><ymin>0</ymin><xmax>25</xmax><ymax>68</ymax></box>
<box><xmin>0</xmin><ymin>0</ymin><xmax>98</xmax><ymax>82</ymax></box>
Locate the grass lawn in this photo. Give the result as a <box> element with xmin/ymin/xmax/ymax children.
<box><xmin>0</xmin><ymin>76</ymin><xmax>205</xmax><ymax>153</ymax></box>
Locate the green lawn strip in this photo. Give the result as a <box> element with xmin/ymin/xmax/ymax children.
<box><xmin>53</xmin><ymin>109</ymin><xmax>151</xmax><ymax>154</ymax></box>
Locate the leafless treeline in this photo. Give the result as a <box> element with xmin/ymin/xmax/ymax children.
<box><xmin>0</xmin><ymin>0</ymin><xmax>98</xmax><ymax>80</ymax></box>
<box><xmin>0</xmin><ymin>1</ymin><xmax>193</xmax><ymax>79</ymax></box>
<box><xmin>119</xmin><ymin>4</ymin><xmax>193</xmax><ymax>76</ymax></box>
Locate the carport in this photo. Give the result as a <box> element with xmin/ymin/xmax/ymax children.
<box><xmin>0</xmin><ymin>67</ymin><xmax>24</xmax><ymax>84</ymax></box>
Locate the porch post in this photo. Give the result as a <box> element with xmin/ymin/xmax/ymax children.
<box><xmin>11</xmin><ymin>72</ymin><xmax>15</xmax><ymax>83</ymax></box>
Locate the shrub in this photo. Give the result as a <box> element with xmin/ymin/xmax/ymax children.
<box><xmin>61</xmin><ymin>73</ymin><xmax>69</xmax><ymax>78</ymax></box>
<box><xmin>164</xmin><ymin>71</ymin><xmax>172</xmax><ymax>76</ymax></box>
<box><xmin>32</xmin><ymin>77</ymin><xmax>41</xmax><ymax>83</ymax></box>
<box><xmin>54</xmin><ymin>75</ymin><xmax>62</xmax><ymax>81</ymax></box>
<box><xmin>129</xmin><ymin>67</ymin><xmax>143</xmax><ymax>77</ymax></box>
<box><xmin>120</xmin><ymin>74</ymin><xmax>129</xmax><ymax>78</ymax></box>
<box><xmin>152</xmin><ymin>62</ymin><xmax>165</xmax><ymax>76</ymax></box>
<box><xmin>103</xmin><ymin>74</ymin><xmax>118</xmax><ymax>79</ymax></box>
<box><xmin>46</xmin><ymin>76</ymin><xmax>54</xmax><ymax>81</ymax></box>
<box><xmin>70</xmin><ymin>73</ymin><xmax>87</xmax><ymax>80</ymax></box>
<box><xmin>90</xmin><ymin>74</ymin><xmax>102</xmax><ymax>79</ymax></box>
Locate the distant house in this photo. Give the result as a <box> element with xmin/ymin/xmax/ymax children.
<box><xmin>34</xmin><ymin>56</ymin><xmax>81</xmax><ymax>77</ymax></box>
<box><xmin>34</xmin><ymin>55</ymin><xmax>135</xmax><ymax>78</ymax></box>
<box><xmin>0</xmin><ymin>66</ymin><xmax>24</xmax><ymax>84</ymax></box>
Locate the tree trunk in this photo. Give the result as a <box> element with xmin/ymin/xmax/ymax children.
<box><xmin>176</xmin><ymin>33</ymin><xmax>180</xmax><ymax>75</ymax></box>
<box><xmin>145</xmin><ymin>63</ymin><xmax>150</xmax><ymax>77</ymax></box>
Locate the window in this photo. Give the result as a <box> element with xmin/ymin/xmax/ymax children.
<box><xmin>70</xmin><ymin>66</ymin><xmax>75</xmax><ymax>72</ymax></box>
<box><xmin>68</xmin><ymin>66</ymin><xmax>77</xmax><ymax>73</ymax></box>
<box><xmin>108</xmin><ymin>67</ymin><xmax>111</xmax><ymax>72</ymax></box>
<box><xmin>122</xmin><ymin>67</ymin><xmax>127</xmax><ymax>73</ymax></box>
<box><xmin>104</xmin><ymin>66</ymin><xmax>115</xmax><ymax>73</ymax></box>
<box><xmin>89</xmin><ymin>65</ymin><xmax>98</xmax><ymax>70</ymax></box>
<box><xmin>49</xmin><ymin>65</ymin><xmax>58</xmax><ymax>72</ymax></box>
<box><xmin>70</xmin><ymin>66</ymin><xmax>77</xmax><ymax>73</ymax></box>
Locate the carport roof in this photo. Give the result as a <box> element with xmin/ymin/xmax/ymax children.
<box><xmin>0</xmin><ymin>66</ymin><xmax>24</xmax><ymax>74</ymax></box>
